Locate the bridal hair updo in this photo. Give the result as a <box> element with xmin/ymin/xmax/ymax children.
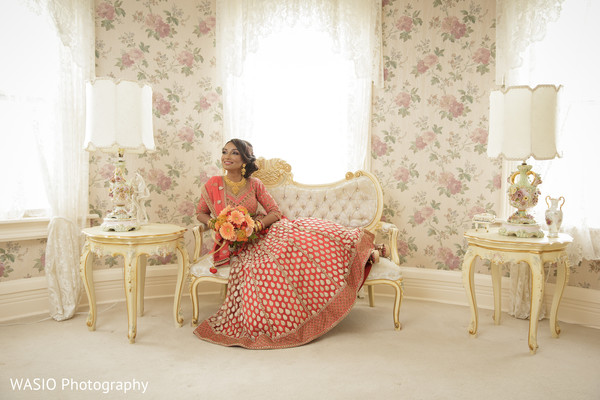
<box><xmin>227</xmin><ymin>138</ymin><xmax>258</xmax><ymax>178</ymax></box>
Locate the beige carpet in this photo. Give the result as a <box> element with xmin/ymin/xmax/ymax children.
<box><xmin>1</xmin><ymin>293</ymin><xmax>599</xmax><ymax>400</ymax></box>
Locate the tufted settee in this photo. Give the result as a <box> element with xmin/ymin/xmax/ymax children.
<box><xmin>189</xmin><ymin>158</ymin><xmax>404</xmax><ymax>329</ymax></box>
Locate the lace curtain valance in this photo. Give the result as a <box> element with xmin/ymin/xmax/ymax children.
<box><xmin>495</xmin><ymin>0</ymin><xmax>564</xmax><ymax>84</ymax></box>
<box><xmin>216</xmin><ymin>0</ymin><xmax>383</xmax><ymax>86</ymax></box>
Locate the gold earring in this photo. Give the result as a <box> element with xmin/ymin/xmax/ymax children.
<box><xmin>241</xmin><ymin>163</ymin><xmax>246</xmax><ymax>176</ymax></box>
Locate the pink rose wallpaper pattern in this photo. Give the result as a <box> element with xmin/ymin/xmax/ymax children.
<box><xmin>2</xmin><ymin>0</ymin><xmax>598</xmax><ymax>292</ymax></box>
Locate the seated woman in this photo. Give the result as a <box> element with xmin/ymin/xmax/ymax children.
<box><xmin>194</xmin><ymin>138</ymin><xmax>381</xmax><ymax>349</ymax></box>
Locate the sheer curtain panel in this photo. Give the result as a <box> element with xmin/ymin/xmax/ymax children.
<box><xmin>37</xmin><ymin>0</ymin><xmax>95</xmax><ymax>321</ymax></box>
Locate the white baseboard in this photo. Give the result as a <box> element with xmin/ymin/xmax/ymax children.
<box><xmin>1</xmin><ymin>265</ymin><xmax>599</xmax><ymax>329</ymax></box>
<box><xmin>398</xmin><ymin>267</ymin><xmax>600</xmax><ymax>329</ymax></box>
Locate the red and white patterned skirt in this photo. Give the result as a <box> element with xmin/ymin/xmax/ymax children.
<box><xmin>193</xmin><ymin>217</ymin><xmax>374</xmax><ymax>349</ymax></box>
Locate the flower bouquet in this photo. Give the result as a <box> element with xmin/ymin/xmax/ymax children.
<box><xmin>208</xmin><ymin>205</ymin><xmax>257</xmax><ymax>273</ymax></box>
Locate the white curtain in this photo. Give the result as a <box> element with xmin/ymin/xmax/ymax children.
<box><xmin>496</xmin><ymin>0</ymin><xmax>600</xmax><ymax>318</ymax></box>
<box><xmin>37</xmin><ymin>0</ymin><xmax>95</xmax><ymax>321</ymax></box>
<box><xmin>217</xmin><ymin>0</ymin><xmax>382</xmax><ymax>183</ymax></box>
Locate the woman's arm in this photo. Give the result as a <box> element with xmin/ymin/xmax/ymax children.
<box><xmin>197</xmin><ymin>212</ymin><xmax>212</xmax><ymax>226</ymax></box>
<box><xmin>253</xmin><ymin>179</ymin><xmax>282</xmax><ymax>229</ymax></box>
<box><xmin>196</xmin><ymin>189</ymin><xmax>213</xmax><ymax>227</ymax></box>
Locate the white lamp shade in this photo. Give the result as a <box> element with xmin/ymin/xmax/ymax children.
<box><xmin>84</xmin><ymin>78</ymin><xmax>155</xmax><ymax>154</ymax></box>
<box><xmin>487</xmin><ymin>84</ymin><xmax>561</xmax><ymax>160</ymax></box>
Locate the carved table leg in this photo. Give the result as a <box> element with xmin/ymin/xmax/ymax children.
<box><xmin>137</xmin><ymin>254</ymin><xmax>147</xmax><ymax>317</ymax></box>
<box><xmin>491</xmin><ymin>261</ymin><xmax>502</xmax><ymax>325</ymax></box>
<box><xmin>462</xmin><ymin>248</ymin><xmax>479</xmax><ymax>335</ymax></box>
<box><xmin>550</xmin><ymin>252</ymin><xmax>569</xmax><ymax>338</ymax></box>
<box><xmin>526</xmin><ymin>255</ymin><xmax>545</xmax><ymax>354</ymax></box>
<box><xmin>79</xmin><ymin>242</ymin><xmax>96</xmax><ymax>331</ymax></box>
<box><xmin>124</xmin><ymin>249</ymin><xmax>139</xmax><ymax>344</ymax></box>
<box><xmin>174</xmin><ymin>240</ymin><xmax>189</xmax><ymax>327</ymax></box>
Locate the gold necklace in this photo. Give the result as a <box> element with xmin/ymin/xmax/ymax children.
<box><xmin>223</xmin><ymin>175</ymin><xmax>247</xmax><ymax>195</ymax></box>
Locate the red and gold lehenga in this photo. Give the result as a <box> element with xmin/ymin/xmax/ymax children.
<box><xmin>193</xmin><ymin>176</ymin><xmax>374</xmax><ymax>349</ymax></box>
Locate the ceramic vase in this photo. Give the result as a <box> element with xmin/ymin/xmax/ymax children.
<box><xmin>545</xmin><ymin>196</ymin><xmax>565</xmax><ymax>238</ymax></box>
<box><xmin>507</xmin><ymin>163</ymin><xmax>542</xmax><ymax>225</ymax></box>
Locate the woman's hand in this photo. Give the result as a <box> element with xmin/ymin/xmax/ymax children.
<box><xmin>206</xmin><ymin>219</ymin><xmax>216</xmax><ymax>231</ymax></box>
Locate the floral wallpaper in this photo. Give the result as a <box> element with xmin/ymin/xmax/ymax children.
<box><xmin>1</xmin><ymin>0</ymin><xmax>599</xmax><ymax>292</ymax></box>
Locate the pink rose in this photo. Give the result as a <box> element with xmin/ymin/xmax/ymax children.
<box><xmin>415</xmin><ymin>136</ymin><xmax>427</xmax><ymax>150</ymax></box>
<box><xmin>178</xmin><ymin>127</ymin><xmax>194</xmax><ymax>143</ymax></box>
<box><xmin>473</xmin><ymin>48</ymin><xmax>491</xmax><ymax>65</ymax></box>
<box><xmin>156</xmin><ymin>20</ymin><xmax>171</xmax><ymax>38</ymax></box>
<box><xmin>438</xmin><ymin>247</ymin><xmax>460</xmax><ymax>270</ymax></box>
<box><xmin>197</xmin><ymin>17</ymin><xmax>216</xmax><ymax>34</ymax></box>
<box><xmin>153</xmin><ymin>94</ymin><xmax>172</xmax><ymax>115</ymax></box>
<box><xmin>493</xmin><ymin>174</ymin><xmax>502</xmax><ymax>189</ymax></box>
<box><xmin>372</xmin><ymin>135</ymin><xmax>388</xmax><ymax>157</ymax></box>
<box><xmin>471</xmin><ymin>128</ymin><xmax>487</xmax><ymax>144</ymax></box>
<box><xmin>416</xmin><ymin>60</ymin><xmax>429</xmax><ymax>74</ymax></box>
<box><xmin>148</xmin><ymin>169</ymin><xmax>172</xmax><ymax>191</ymax></box>
<box><xmin>121</xmin><ymin>53</ymin><xmax>134</xmax><ymax>68</ymax></box>
<box><xmin>177</xmin><ymin>51</ymin><xmax>194</xmax><ymax>67</ymax></box>
<box><xmin>439</xmin><ymin>172</ymin><xmax>462</xmax><ymax>195</ymax></box>
<box><xmin>130</xmin><ymin>48</ymin><xmax>144</xmax><ymax>61</ymax></box>
<box><xmin>423</xmin><ymin>54</ymin><xmax>438</xmax><ymax>67</ymax></box>
<box><xmin>97</xmin><ymin>2</ymin><xmax>115</xmax><ymax>20</ymax></box>
<box><xmin>397</xmin><ymin>241</ymin><xmax>409</xmax><ymax>256</ymax></box>
<box><xmin>197</xmin><ymin>97</ymin><xmax>211</xmax><ymax>110</ymax></box>
<box><xmin>394</xmin><ymin>167</ymin><xmax>410</xmax><ymax>183</ymax></box>
<box><xmin>441</xmin><ymin>95</ymin><xmax>464</xmax><ymax>117</ymax></box>
<box><xmin>158</xmin><ymin>175</ymin><xmax>172</xmax><ymax>191</ymax></box>
<box><xmin>413</xmin><ymin>211</ymin><xmax>425</xmax><ymax>225</ymax></box>
<box><xmin>447</xmin><ymin>177</ymin><xmax>462</xmax><ymax>195</ymax></box>
<box><xmin>421</xmin><ymin>206</ymin><xmax>434</xmax><ymax>218</ymax></box>
<box><xmin>422</xmin><ymin>131</ymin><xmax>436</xmax><ymax>143</ymax></box>
<box><xmin>178</xmin><ymin>200</ymin><xmax>195</xmax><ymax>217</ymax></box>
<box><xmin>395</xmin><ymin>92</ymin><xmax>411</xmax><ymax>108</ymax></box>
<box><xmin>146</xmin><ymin>14</ymin><xmax>171</xmax><ymax>38</ymax></box>
<box><xmin>396</xmin><ymin>16</ymin><xmax>413</xmax><ymax>32</ymax></box>
<box><xmin>442</xmin><ymin>16</ymin><xmax>466</xmax><ymax>39</ymax></box>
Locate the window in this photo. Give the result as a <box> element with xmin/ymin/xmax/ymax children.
<box><xmin>218</xmin><ymin>0</ymin><xmax>382</xmax><ymax>183</ymax></box>
<box><xmin>0</xmin><ymin>2</ymin><xmax>60</xmax><ymax>219</ymax></box>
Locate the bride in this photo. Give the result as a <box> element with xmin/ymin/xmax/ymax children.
<box><xmin>194</xmin><ymin>138</ymin><xmax>381</xmax><ymax>349</ymax></box>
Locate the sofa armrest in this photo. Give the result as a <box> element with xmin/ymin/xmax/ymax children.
<box><xmin>192</xmin><ymin>223</ymin><xmax>208</xmax><ymax>263</ymax></box>
<box><xmin>376</xmin><ymin>221</ymin><xmax>400</xmax><ymax>265</ymax></box>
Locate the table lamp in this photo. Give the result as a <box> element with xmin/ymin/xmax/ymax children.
<box><xmin>84</xmin><ymin>78</ymin><xmax>155</xmax><ymax>231</ymax></box>
<box><xmin>487</xmin><ymin>84</ymin><xmax>561</xmax><ymax>238</ymax></box>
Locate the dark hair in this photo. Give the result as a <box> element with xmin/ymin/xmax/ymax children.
<box><xmin>227</xmin><ymin>138</ymin><xmax>258</xmax><ymax>178</ymax></box>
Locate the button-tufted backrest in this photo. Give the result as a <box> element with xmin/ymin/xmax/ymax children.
<box><xmin>254</xmin><ymin>158</ymin><xmax>383</xmax><ymax>232</ymax></box>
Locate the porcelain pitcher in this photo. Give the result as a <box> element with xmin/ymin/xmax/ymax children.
<box><xmin>545</xmin><ymin>196</ymin><xmax>565</xmax><ymax>238</ymax></box>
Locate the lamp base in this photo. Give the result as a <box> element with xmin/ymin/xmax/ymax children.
<box><xmin>498</xmin><ymin>221</ymin><xmax>544</xmax><ymax>238</ymax></box>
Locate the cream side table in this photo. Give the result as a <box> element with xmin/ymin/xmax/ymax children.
<box><xmin>461</xmin><ymin>228</ymin><xmax>572</xmax><ymax>354</ymax></box>
<box><xmin>80</xmin><ymin>223</ymin><xmax>189</xmax><ymax>343</ymax></box>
